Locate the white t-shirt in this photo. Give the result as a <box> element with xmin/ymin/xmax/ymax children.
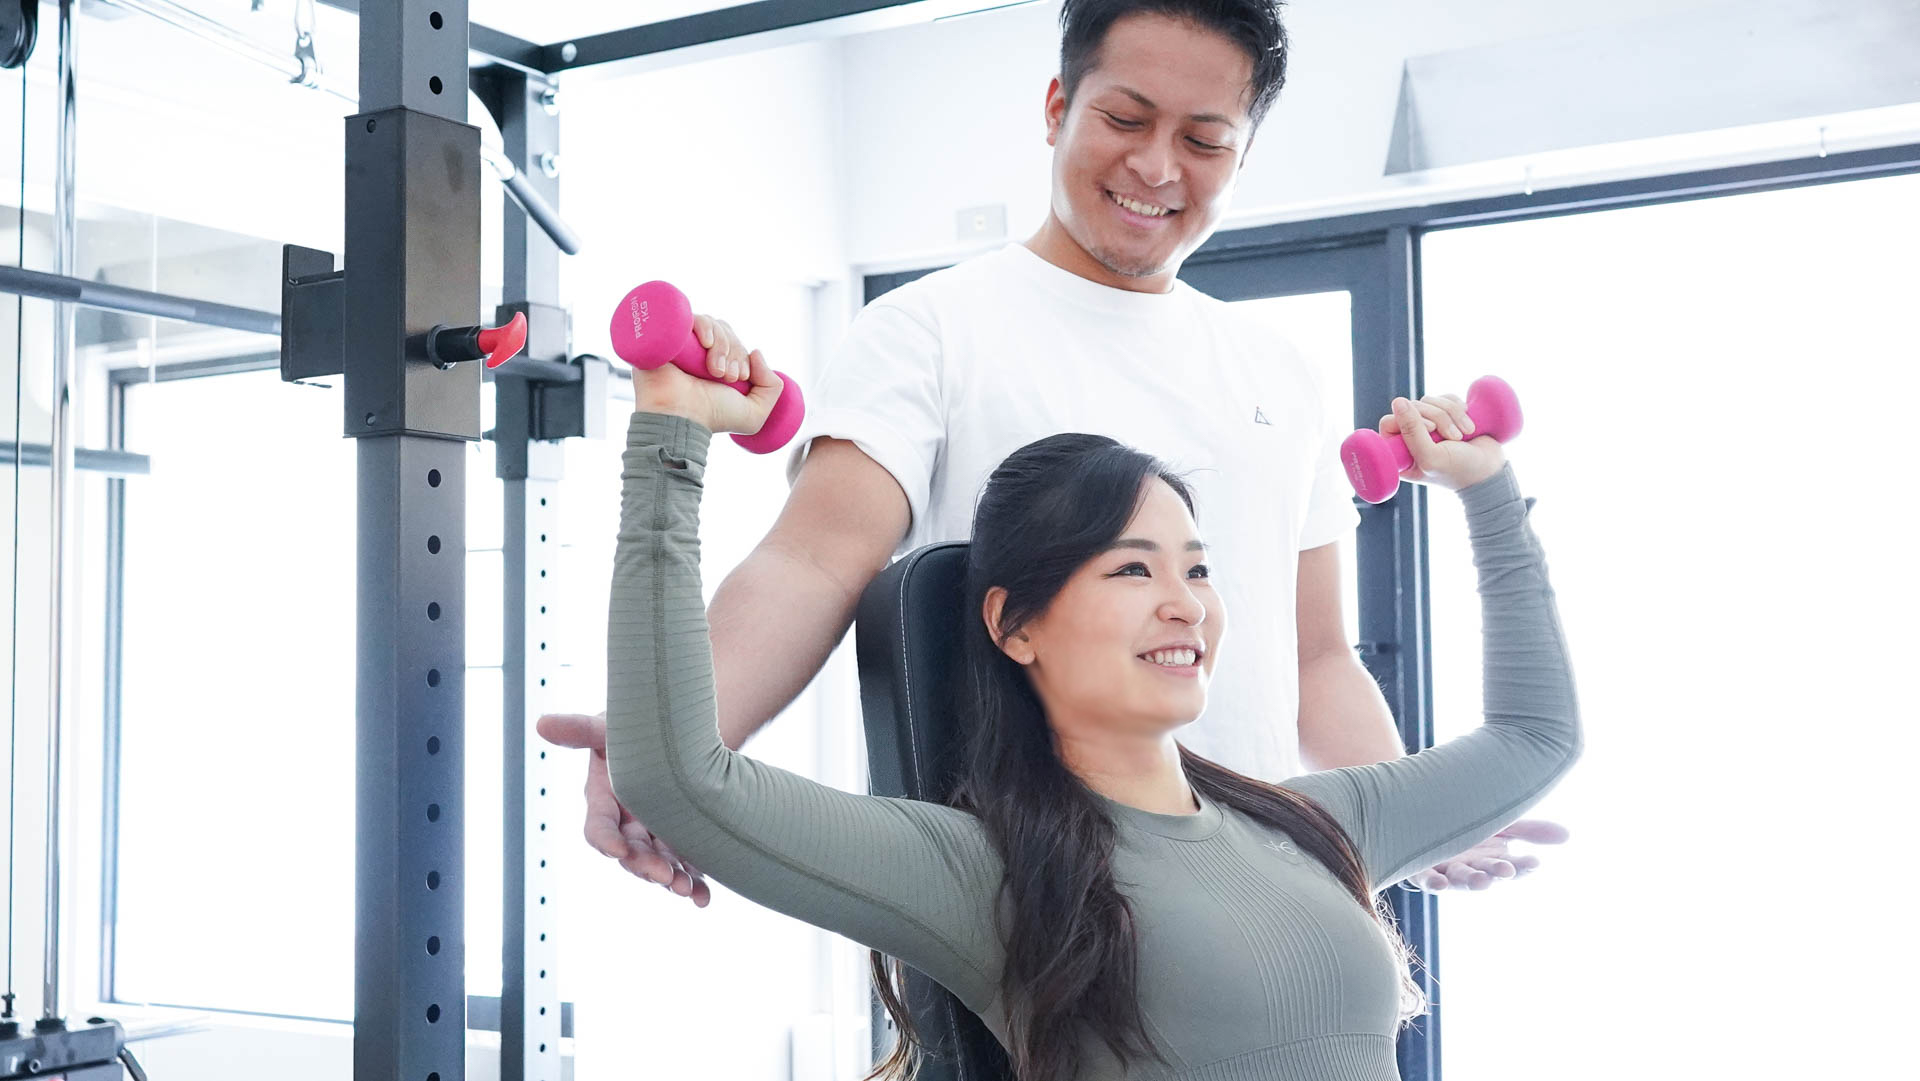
<box><xmin>788</xmin><ymin>243</ymin><xmax>1358</xmax><ymax>782</ymax></box>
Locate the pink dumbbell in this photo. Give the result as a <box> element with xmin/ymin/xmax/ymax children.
<box><xmin>608</xmin><ymin>281</ymin><xmax>806</xmax><ymax>454</ymax></box>
<box><xmin>1342</xmin><ymin>375</ymin><xmax>1523</xmax><ymax>504</ymax></box>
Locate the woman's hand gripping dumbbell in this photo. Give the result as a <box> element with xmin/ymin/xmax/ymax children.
<box><xmin>609</xmin><ymin>281</ymin><xmax>806</xmax><ymax>453</ymax></box>
<box><xmin>1343</xmin><ymin>375</ymin><xmax>1522</xmax><ymax>503</ymax></box>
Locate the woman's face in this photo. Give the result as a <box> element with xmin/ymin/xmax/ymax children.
<box><xmin>990</xmin><ymin>478</ymin><xmax>1226</xmax><ymax>737</ymax></box>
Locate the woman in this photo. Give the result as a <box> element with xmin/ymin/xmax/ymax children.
<box><xmin>606</xmin><ymin>350</ymin><xmax>1580</xmax><ymax>1080</ymax></box>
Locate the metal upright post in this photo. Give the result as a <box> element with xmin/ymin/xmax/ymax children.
<box><xmin>480</xmin><ymin>67</ymin><xmax>568</xmax><ymax>1081</ymax></box>
<box><xmin>40</xmin><ymin>0</ymin><xmax>76</xmax><ymax>1031</ymax></box>
<box><xmin>348</xmin><ymin>5</ymin><xmax>481</xmax><ymax>1081</ymax></box>
<box><xmin>1354</xmin><ymin>225</ymin><xmax>1441</xmax><ymax>1081</ymax></box>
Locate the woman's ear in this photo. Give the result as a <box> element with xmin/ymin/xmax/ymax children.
<box><xmin>982</xmin><ymin>587</ymin><xmax>1033</xmax><ymax>665</ymax></box>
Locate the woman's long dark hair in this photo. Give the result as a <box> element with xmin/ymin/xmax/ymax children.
<box><xmin>865</xmin><ymin>434</ymin><xmax>1426</xmax><ymax>1081</ymax></box>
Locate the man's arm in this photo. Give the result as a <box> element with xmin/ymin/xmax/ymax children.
<box><xmin>1295</xmin><ymin>541</ymin><xmax>1405</xmax><ymax>771</ymax></box>
<box><xmin>710</xmin><ymin>436</ymin><xmax>912</xmax><ymax>750</ymax></box>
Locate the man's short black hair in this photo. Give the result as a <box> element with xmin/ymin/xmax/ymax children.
<box><xmin>1058</xmin><ymin>0</ymin><xmax>1290</xmax><ymax>130</ymax></box>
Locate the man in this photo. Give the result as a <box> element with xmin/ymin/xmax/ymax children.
<box><xmin>542</xmin><ymin>0</ymin><xmax>1564</xmax><ymax>908</ymax></box>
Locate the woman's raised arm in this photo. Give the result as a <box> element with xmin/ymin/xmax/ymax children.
<box><xmin>606</xmin><ymin>408</ymin><xmax>1004</xmax><ymax>1010</ymax></box>
<box><xmin>1283</xmin><ymin>463</ymin><xmax>1582</xmax><ymax>892</ymax></box>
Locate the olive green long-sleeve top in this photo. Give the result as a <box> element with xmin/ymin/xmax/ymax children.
<box><xmin>606</xmin><ymin>412</ymin><xmax>1581</xmax><ymax>1080</ymax></box>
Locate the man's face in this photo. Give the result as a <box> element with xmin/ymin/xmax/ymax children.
<box><xmin>1042</xmin><ymin>13</ymin><xmax>1255</xmax><ymax>290</ymax></box>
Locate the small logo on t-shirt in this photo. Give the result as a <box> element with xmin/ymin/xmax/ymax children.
<box><xmin>1253</xmin><ymin>407</ymin><xmax>1272</xmax><ymax>426</ymax></box>
<box><xmin>1263</xmin><ymin>839</ymin><xmax>1303</xmax><ymax>863</ymax></box>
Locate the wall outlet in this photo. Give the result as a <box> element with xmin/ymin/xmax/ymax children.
<box><xmin>956</xmin><ymin>203</ymin><xmax>1007</xmax><ymax>241</ymax></box>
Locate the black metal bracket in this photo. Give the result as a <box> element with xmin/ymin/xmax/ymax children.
<box><xmin>531</xmin><ymin>349</ymin><xmax>608</xmax><ymax>441</ymax></box>
<box><xmin>493</xmin><ymin>301</ymin><xmax>606</xmax><ymax>436</ymax></box>
<box><xmin>490</xmin><ymin>300</ymin><xmax>608</xmax><ymax>480</ymax></box>
<box><xmin>283</xmin><ymin>242</ymin><xmax>529</xmax><ymax>383</ymax></box>
<box><xmin>281</xmin><ymin>244</ymin><xmax>346</xmax><ymax>383</ymax></box>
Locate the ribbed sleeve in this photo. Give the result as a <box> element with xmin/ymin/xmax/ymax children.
<box><xmin>603</xmin><ymin>411</ymin><xmax>1004</xmax><ymax>1010</ymax></box>
<box><xmin>1282</xmin><ymin>464</ymin><xmax>1583</xmax><ymax>892</ymax></box>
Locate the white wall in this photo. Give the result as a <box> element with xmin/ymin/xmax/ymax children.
<box><xmin>559</xmin><ymin>37</ymin><xmax>848</xmax><ymax>334</ymax></box>
<box><xmin>836</xmin><ymin>0</ymin><xmax>1919</xmax><ymax>268</ymax></box>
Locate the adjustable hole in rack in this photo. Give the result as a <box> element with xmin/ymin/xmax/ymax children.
<box><xmin>427</xmin><ymin>871</ymin><xmax>440</xmax><ymax>890</ymax></box>
<box><xmin>427</xmin><ymin>803</ymin><xmax>441</xmax><ymax>823</ymax></box>
<box><xmin>430</xmin><ymin>11</ymin><xmax>443</xmax><ymax>29</ymax></box>
<box><xmin>427</xmin><ymin>936</ymin><xmax>441</xmax><ymax>955</ymax></box>
<box><xmin>427</xmin><ymin>669</ymin><xmax>441</xmax><ymax>688</ymax></box>
<box><xmin>429</xmin><ymin>76</ymin><xmax>443</xmax><ymax>95</ymax></box>
<box><xmin>427</xmin><ymin>535</ymin><xmax>441</xmax><ymax>554</ymax></box>
<box><xmin>428</xmin><ymin>469</ymin><xmax>441</xmax><ymax>488</ymax></box>
<box><xmin>428</xmin><ymin>602</ymin><xmax>441</xmax><ymax>621</ymax></box>
<box><xmin>427</xmin><ymin>736</ymin><xmax>441</xmax><ymax>755</ymax></box>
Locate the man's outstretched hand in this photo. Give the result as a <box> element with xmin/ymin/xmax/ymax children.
<box><xmin>1406</xmin><ymin>818</ymin><xmax>1571</xmax><ymax>892</ymax></box>
<box><xmin>536</xmin><ymin>712</ymin><xmax>712</xmax><ymax>908</ymax></box>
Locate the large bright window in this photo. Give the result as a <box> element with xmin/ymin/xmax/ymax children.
<box><xmin>113</xmin><ymin>369</ymin><xmax>504</xmax><ymax>1018</ymax></box>
<box><xmin>1421</xmin><ymin>171</ymin><xmax>1920</xmax><ymax>1078</ymax></box>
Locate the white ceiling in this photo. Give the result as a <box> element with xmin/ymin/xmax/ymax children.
<box><xmin>466</xmin><ymin>1</ymin><xmax>763</xmax><ymax>46</ymax></box>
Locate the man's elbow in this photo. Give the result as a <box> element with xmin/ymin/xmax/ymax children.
<box><xmin>748</xmin><ymin>516</ymin><xmax>894</xmax><ymax>612</ymax></box>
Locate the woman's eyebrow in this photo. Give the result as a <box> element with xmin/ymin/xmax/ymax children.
<box><xmin>1109</xmin><ymin>538</ymin><xmax>1210</xmax><ymax>553</ymax></box>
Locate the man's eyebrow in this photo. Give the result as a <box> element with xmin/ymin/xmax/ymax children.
<box><xmin>1109</xmin><ymin>538</ymin><xmax>1210</xmax><ymax>553</ymax></box>
<box><xmin>1111</xmin><ymin>85</ymin><xmax>1239</xmax><ymax>128</ymax></box>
